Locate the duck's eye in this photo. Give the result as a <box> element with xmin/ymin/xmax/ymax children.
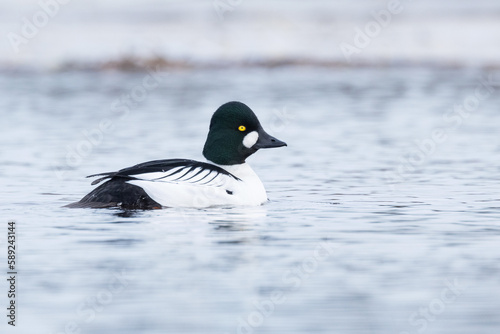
<box><xmin>238</xmin><ymin>125</ymin><xmax>246</xmax><ymax>132</ymax></box>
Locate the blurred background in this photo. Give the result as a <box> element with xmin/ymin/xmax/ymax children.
<box><xmin>1</xmin><ymin>0</ymin><xmax>500</xmax><ymax>70</ymax></box>
<box><xmin>1</xmin><ymin>1</ymin><xmax>500</xmax><ymax>334</ymax></box>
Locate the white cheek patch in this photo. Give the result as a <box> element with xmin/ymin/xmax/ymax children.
<box><xmin>243</xmin><ymin>131</ymin><xmax>259</xmax><ymax>148</ymax></box>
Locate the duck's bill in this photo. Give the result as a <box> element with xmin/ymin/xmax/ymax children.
<box><xmin>254</xmin><ymin>130</ymin><xmax>287</xmax><ymax>149</ymax></box>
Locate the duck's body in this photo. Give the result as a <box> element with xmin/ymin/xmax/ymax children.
<box><xmin>66</xmin><ymin>102</ymin><xmax>286</xmax><ymax>209</ymax></box>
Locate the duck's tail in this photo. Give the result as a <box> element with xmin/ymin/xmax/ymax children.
<box><xmin>64</xmin><ymin>178</ymin><xmax>162</xmax><ymax>210</ymax></box>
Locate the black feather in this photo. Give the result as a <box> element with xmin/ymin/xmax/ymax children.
<box><xmin>65</xmin><ymin>178</ymin><xmax>162</xmax><ymax>210</ymax></box>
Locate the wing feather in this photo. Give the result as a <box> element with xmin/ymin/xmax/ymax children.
<box><xmin>86</xmin><ymin>159</ymin><xmax>240</xmax><ymax>186</ymax></box>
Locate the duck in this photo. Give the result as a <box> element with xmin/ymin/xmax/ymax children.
<box><xmin>66</xmin><ymin>101</ymin><xmax>287</xmax><ymax>209</ymax></box>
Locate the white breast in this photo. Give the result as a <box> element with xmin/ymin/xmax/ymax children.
<box><xmin>126</xmin><ymin>163</ymin><xmax>268</xmax><ymax>208</ymax></box>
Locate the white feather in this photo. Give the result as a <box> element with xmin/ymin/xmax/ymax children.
<box><xmin>243</xmin><ymin>131</ymin><xmax>259</xmax><ymax>148</ymax></box>
<box><xmin>127</xmin><ymin>163</ymin><xmax>267</xmax><ymax>208</ymax></box>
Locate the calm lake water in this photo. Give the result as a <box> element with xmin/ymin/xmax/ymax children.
<box><xmin>1</xmin><ymin>66</ymin><xmax>500</xmax><ymax>333</ymax></box>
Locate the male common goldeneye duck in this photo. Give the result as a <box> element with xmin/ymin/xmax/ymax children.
<box><xmin>66</xmin><ymin>101</ymin><xmax>287</xmax><ymax>209</ymax></box>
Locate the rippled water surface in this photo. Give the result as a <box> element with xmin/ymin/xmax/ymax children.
<box><xmin>2</xmin><ymin>67</ymin><xmax>500</xmax><ymax>333</ymax></box>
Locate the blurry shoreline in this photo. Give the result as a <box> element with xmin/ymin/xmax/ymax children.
<box><xmin>2</xmin><ymin>0</ymin><xmax>500</xmax><ymax>73</ymax></box>
<box><xmin>3</xmin><ymin>55</ymin><xmax>500</xmax><ymax>73</ymax></box>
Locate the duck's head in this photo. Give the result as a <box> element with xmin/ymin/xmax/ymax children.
<box><xmin>203</xmin><ymin>101</ymin><xmax>287</xmax><ymax>165</ymax></box>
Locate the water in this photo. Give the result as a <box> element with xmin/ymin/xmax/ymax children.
<box><xmin>1</xmin><ymin>66</ymin><xmax>500</xmax><ymax>333</ymax></box>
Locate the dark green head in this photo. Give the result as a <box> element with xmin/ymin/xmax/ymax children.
<box><xmin>202</xmin><ymin>101</ymin><xmax>287</xmax><ymax>165</ymax></box>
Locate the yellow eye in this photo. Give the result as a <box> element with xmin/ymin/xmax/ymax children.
<box><xmin>238</xmin><ymin>125</ymin><xmax>246</xmax><ymax>132</ymax></box>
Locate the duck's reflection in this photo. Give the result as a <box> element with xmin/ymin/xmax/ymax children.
<box><xmin>144</xmin><ymin>205</ymin><xmax>268</xmax><ymax>245</ymax></box>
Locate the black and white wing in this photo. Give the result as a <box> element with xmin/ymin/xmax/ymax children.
<box><xmin>88</xmin><ymin>159</ymin><xmax>240</xmax><ymax>186</ymax></box>
<box><xmin>66</xmin><ymin>159</ymin><xmax>241</xmax><ymax>209</ymax></box>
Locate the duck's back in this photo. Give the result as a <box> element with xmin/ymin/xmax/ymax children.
<box><xmin>65</xmin><ymin>159</ymin><xmax>245</xmax><ymax>209</ymax></box>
